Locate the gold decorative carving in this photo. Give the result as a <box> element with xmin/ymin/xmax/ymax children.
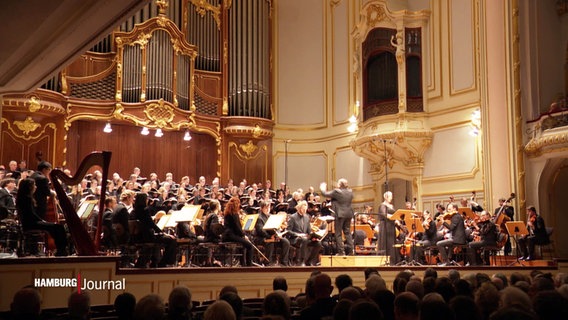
<box><xmin>240</xmin><ymin>140</ymin><xmax>258</xmax><ymax>159</ymax></box>
<box><xmin>222</xmin><ymin>97</ymin><xmax>228</xmax><ymax>115</ymax></box>
<box><xmin>223</xmin><ymin>0</ymin><xmax>232</xmax><ymax>9</ymax></box>
<box><xmin>252</xmin><ymin>124</ymin><xmax>261</xmax><ymax>138</ymax></box>
<box><xmin>14</xmin><ymin>116</ymin><xmax>40</xmax><ymax>135</ymax></box>
<box><xmin>367</xmin><ymin>4</ymin><xmax>389</xmax><ymax>27</ymax></box>
<box><xmin>190</xmin><ymin>0</ymin><xmax>221</xmax><ymax>30</ymax></box>
<box><xmin>144</xmin><ymin>99</ymin><xmax>176</xmax><ymax>128</ymax></box>
<box><xmin>134</xmin><ymin>33</ymin><xmax>152</xmax><ymax>47</ymax></box>
<box><xmin>223</xmin><ymin>40</ymin><xmax>228</xmax><ymax>65</ymax></box>
<box><xmin>156</xmin><ymin>0</ymin><xmax>169</xmax><ymax>15</ymax></box>
<box><xmin>28</xmin><ymin>96</ymin><xmax>41</xmax><ymax>112</ymax></box>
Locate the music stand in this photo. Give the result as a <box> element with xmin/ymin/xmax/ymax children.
<box><xmin>242</xmin><ymin>214</ymin><xmax>259</xmax><ymax>231</ymax></box>
<box><xmin>457</xmin><ymin>207</ymin><xmax>476</xmax><ymax>220</ymax></box>
<box><xmin>505</xmin><ymin>221</ymin><xmax>529</xmax><ymax>266</ymax></box>
<box><xmin>405</xmin><ymin>217</ymin><xmax>425</xmax><ymax>266</ymax></box>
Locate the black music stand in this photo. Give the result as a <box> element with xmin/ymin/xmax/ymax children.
<box><xmin>405</xmin><ymin>217</ymin><xmax>425</xmax><ymax>266</ymax></box>
<box><xmin>505</xmin><ymin>221</ymin><xmax>529</xmax><ymax>266</ymax></box>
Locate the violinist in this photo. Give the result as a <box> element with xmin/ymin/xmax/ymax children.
<box><xmin>415</xmin><ymin>210</ymin><xmax>438</xmax><ymax>264</ymax></box>
<box><xmin>518</xmin><ymin>206</ymin><xmax>549</xmax><ymax>261</ymax></box>
<box><xmin>494</xmin><ymin>197</ymin><xmax>514</xmax><ymax>256</ymax></box>
<box><xmin>253</xmin><ymin>200</ymin><xmax>290</xmax><ymax>266</ymax></box>
<box><xmin>467</xmin><ymin>211</ymin><xmax>498</xmax><ymax>265</ymax></box>
<box><xmin>435</xmin><ymin>203</ymin><xmax>466</xmax><ymax>266</ymax></box>
<box><xmin>30</xmin><ymin>161</ymin><xmax>55</xmax><ymax>220</ymax></box>
<box><xmin>460</xmin><ymin>193</ymin><xmax>484</xmax><ymax>213</ymax></box>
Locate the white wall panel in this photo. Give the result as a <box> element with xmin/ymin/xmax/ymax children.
<box><xmin>277</xmin><ymin>0</ymin><xmax>325</xmax><ymax>125</ymax></box>
<box><xmin>332</xmin><ymin>0</ymin><xmax>349</xmax><ymax>124</ymax></box>
<box><xmin>423</xmin><ymin>126</ymin><xmax>476</xmax><ymax>177</ymax></box>
<box><xmin>450</xmin><ymin>0</ymin><xmax>475</xmax><ymax>92</ymax></box>
<box><xmin>275</xmin><ymin>153</ymin><xmax>327</xmax><ymax>191</ymax></box>
<box><xmin>335</xmin><ymin>148</ymin><xmax>372</xmax><ymax>187</ymax></box>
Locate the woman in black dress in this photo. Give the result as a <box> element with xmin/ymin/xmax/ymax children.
<box><xmin>377</xmin><ymin>191</ymin><xmax>398</xmax><ymax>265</ymax></box>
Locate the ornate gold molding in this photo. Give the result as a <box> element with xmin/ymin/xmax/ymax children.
<box><xmin>28</xmin><ymin>96</ymin><xmax>41</xmax><ymax>112</ymax></box>
<box><xmin>1</xmin><ymin>118</ymin><xmax>56</xmax><ymax>141</ymax></box>
<box><xmin>366</xmin><ymin>3</ymin><xmax>390</xmax><ymax>27</ymax></box>
<box><xmin>229</xmin><ymin>141</ymin><xmax>266</xmax><ymax>161</ymax></box>
<box><xmin>190</xmin><ymin>0</ymin><xmax>221</xmax><ymax>30</ymax></box>
<box><xmin>144</xmin><ymin>99</ymin><xmax>176</xmax><ymax>128</ymax></box>
<box><xmin>224</xmin><ymin>123</ymin><xmax>273</xmax><ymax>138</ymax></box>
<box><xmin>524</xmin><ymin>131</ymin><xmax>568</xmax><ymax>158</ymax></box>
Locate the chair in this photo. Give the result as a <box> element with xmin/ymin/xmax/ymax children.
<box><xmin>218</xmin><ymin>242</ymin><xmax>243</xmax><ymax>267</ymax></box>
<box><xmin>536</xmin><ymin>227</ymin><xmax>555</xmax><ymax>260</ymax></box>
<box><xmin>22</xmin><ymin>229</ymin><xmax>47</xmax><ymax>256</ymax></box>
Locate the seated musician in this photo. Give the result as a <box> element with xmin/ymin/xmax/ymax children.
<box><xmin>467</xmin><ymin>210</ymin><xmax>498</xmax><ymax>265</ymax></box>
<box><xmin>16</xmin><ymin>178</ymin><xmax>69</xmax><ymax>256</ymax></box>
<box><xmin>222</xmin><ymin>197</ymin><xmax>254</xmax><ymax>267</ymax></box>
<box><xmin>0</xmin><ymin>177</ymin><xmax>17</xmax><ymax>220</ymax></box>
<box><xmin>101</xmin><ymin>196</ymin><xmax>118</xmax><ymax>250</ymax></box>
<box><xmin>132</xmin><ymin>192</ymin><xmax>177</xmax><ymax>268</ymax></box>
<box><xmin>518</xmin><ymin>206</ymin><xmax>550</xmax><ymax>261</ymax></box>
<box><xmin>435</xmin><ymin>203</ymin><xmax>467</xmax><ymax>266</ymax></box>
<box><xmin>415</xmin><ymin>210</ymin><xmax>439</xmax><ymax>264</ymax></box>
<box><xmin>286</xmin><ymin>200</ymin><xmax>322</xmax><ymax>266</ymax></box>
<box><xmin>112</xmin><ymin>190</ymin><xmax>135</xmax><ymax>246</ymax></box>
<box><xmin>254</xmin><ymin>200</ymin><xmax>290</xmax><ymax>266</ymax></box>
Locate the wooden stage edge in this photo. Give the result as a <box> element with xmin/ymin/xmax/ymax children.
<box><xmin>1</xmin><ymin>255</ymin><xmax>567</xmax><ymax>312</ymax></box>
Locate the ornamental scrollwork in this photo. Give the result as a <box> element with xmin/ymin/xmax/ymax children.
<box><xmin>144</xmin><ymin>99</ymin><xmax>176</xmax><ymax>128</ymax></box>
<box><xmin>14</xmin><ymin>116</ymin><xmax>41</xmax><ymax>135</ymax></box>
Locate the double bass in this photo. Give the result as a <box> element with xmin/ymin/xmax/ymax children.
<box><xmin>494</xmin><ymin>193</ymin><xmax>515</xmax><ymax>249</ymax></box>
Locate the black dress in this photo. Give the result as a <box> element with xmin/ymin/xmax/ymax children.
<box><xmin>377</xmin><ymin>202</ymin><xmax>397</xmax><ymax>265</ymax></box>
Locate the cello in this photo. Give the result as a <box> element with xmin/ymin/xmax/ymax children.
<box><xmin>34</xmin><ymin>151</ymin><xmax>59</xmax><ymax>253</ymax></box>
<box><xmin>49</xmin><ymin>151</ymin><xmax>111</xmax><ymax>255</ymax></box>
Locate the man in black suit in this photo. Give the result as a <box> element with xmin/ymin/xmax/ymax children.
<box><xmin>494</xmin><ymin>197</ymin><xmax>514</xmax><ymax>255</ymax></box>
<box><xmin>30</xmin><ymin>161</ymin><xmax>53</xmax><ymax>220</ymax></box>
<box><xmin>436</xmin><ymin>203</ymin><xmax>467</xmax><ymax>266</ymax></box>
<box><xmin>287</xmin><ymin>200</ymin><xmax>322</xmax><ymax>266</ymax></box>
<box><xmin>0</xmin><ymin>178</ymin><xmax>17</xmax><ymax>219</ymax></box>
<box><xmin>320</xmin><ymin>178</ymin><xmax>354</xmax><ymax>255</ymax></box>
<box><xmin>518</xmin><ymin>206</ymin><xmax>550</xmax><ymax>260</ymax></box>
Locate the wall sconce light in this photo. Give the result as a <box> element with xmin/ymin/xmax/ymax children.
<box><xmin>469</xmin><ymin>108</ymin><xmax>481</xmax><ymax>136</ymax></box>
<box><xmin>155</xmin><ymin>128</ymin><xmax>164</xmax><ymax>137</ymax></box>
<box><xmin>183</xmin><ymin>130</ymin><xmax>192</xmax><ymax>141</ymax></box>
<box><xmin>103</xmin><ymin>122</ymin><xmax>112</xmax><ymax>133</ymax></box>
<box><xmin>347</xmin><ymin>100</ymin><xmax>360</xmax><ymax>133</ymax></box>
<box><xmin>141</xmin><ymin>127</ymin><xmax>150</xmax><ymax>136</ymax></box>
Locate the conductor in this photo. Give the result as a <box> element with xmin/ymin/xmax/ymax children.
<box><xmin>320</xmin><ymin>178</ymin><xmax>354</xmax><ymax>256</ymax></box>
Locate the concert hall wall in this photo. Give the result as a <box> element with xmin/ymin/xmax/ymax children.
<box><xmin>66</xmin><ymin>120</ymin><xmax>218</xmax><ymax>182</ymax></box>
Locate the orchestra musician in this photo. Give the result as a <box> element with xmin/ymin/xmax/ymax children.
<box><xmin>0</xmin><ymin>177</ymin><xmax>17</xmax><ymax>220</ymax></box>
<box><xmin>132</xmin><ymin>192</ymin><xmax>177</xmax><ymax>268</ymax></box>
<box><xmin>320</xmin><ymin>178</ymin><xmax>354</xmax><ymax>256</ymax></box>
<box><xmin>494</xmin><ymin>197</ymin><xmax>514</xmax><ymax>255</ymax></box>
<box><xmin>517</xmin><ymin>206</ymin><xmax>550</xmax><ymax>261</ymax></box>
<box><xmin>100</xmin><ymin>196</ymin><xmax>118</xmax><ymax>250</ymax></box>
<box><xmin>377</xmin><ymin>191</ymin><xmax>398</xmax><ymax>265</ymax></box>
<box><xmin>30</xmin><ymin>161</ymin><xmax>54</xmax><ymax>220</ymax></box>
<box><xmin>415</xmin><ymin>210</ymin><xmax>438</xmax><ymax>264</ymax></box>
<box><xmin>254</xmin><ymin>200</ymin><xmax>290</xmax><ymax>266</ymax></box>
<box><xmin>460</xmin><ymin>194</ymin><xmax>484</xmax><ymax>213</ymax></box>
<box><xmin>222</xmin><ymin>197</ymin><xmax>254</xmax><ymax>267</ymax></box>
<box><xmin>16</xmin><ymin>178</ymin><xmax>69</xmax><ymax>256</ymax></box>
<box><xmin>467</xmin><ymin>210</ymin><xmax>498</xmax><ymax>265</ymax></box>
<box><xmin>435</xmin><ymin>203</ymin><xmax>467</xmax><ymax>266</ymax></box>
<box><xmin>112</xmin><ymin>190</ymin><xmax>135</xmax><ymax>246</ymax></box>
<box><xmin>287</xmin><ymin>200</ymin><xmax>322</xmax><ymax>266</ymax></box>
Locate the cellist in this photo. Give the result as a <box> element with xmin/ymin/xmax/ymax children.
<box><xmin>494</xmin><ymin>197</ymin><xmax>514</xmax><ymax>255</ymax></box>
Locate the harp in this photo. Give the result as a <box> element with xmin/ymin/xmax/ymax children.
<box><xmin>49</xmin><ymin>151</ymin><xmax>111</xmax><ymax>256</ymax></box>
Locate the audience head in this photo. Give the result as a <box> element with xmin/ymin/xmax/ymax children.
<box><xmin>364</xmin><ymin>267</ymin><xmax>380</xmax><ymax>280</ymax></box>
<box><xmin>349</xmin><ymin>299</ymin><xmax>384</xmax><ymax>320</ymax></box>
<box><xmin>334</xmin><ymin>274</ymin><xmax>353</xmax><ymax>292</ymax></box>
<box><xmin>273</xmin><ymin>276</ymin><xmax>288</xmax><ymax>292</ymax></box>
<box><xmin>134</xmin><ymin>294</ymin><xmax>165</xmax><ymax>320</ymax></box>
<box><xmin>68</xmin><ymin>291</ymin><xmax>91</xmax><ymax>320</ymax></box>
<box><xmin>475</xmin><ymin>282</ymin><xmax>500</xmax><ymax>320</ymax></box>
<box><xmin>219</xmin><ymin>292</ymin><xmax>243</xmax><ymax>319</ymax></box>
<box><xmin>365</xmin><ymin>274</ymin><xmax>387</xmax><ymax>296</ymax></box>
<box><xmin>10</xmin><ymin>287</ymin><xmax>42</xmax><ymax>320</ymax></box>
<box><xmin>337</xmin><ymin>286</ymin><xmax>362</xmax><ymax>302</ymax></box>
<box><xmin>313</xmin><ymin>273</ymin><xmax>334</xmax><ymax>300</ymax></box>
<box><xmin>168</xmin><ymin>285</ymin><xmax>192</xmax><ymax>319</ymax></box>
<box><xmin>434</xmin><ymin>277</ymin><xmax>456</xmax><ymax>303</ymax></box>
<box><xmin>394</xmin><ymin>292</ymin><xmax>420</xmax><ymax>320</ymax></box>
<box><xmin>219</xmin><ymin>285</ymin><xmax>238</xmax><ymax>297</ymax></box>
<box><xmin>405</xmin><ymin>279</ymin><xmax>425</xmax><ymax>300</ymax></box>
<box><xmin>114</xmin><ymin>292</ymin><xmax>136</xmax><ymax>320</ymax></box>
<box><xmin>449</xmin><ymin>296</ymin><xmax>480</xmax><ymax>320</ymax></box>
<box><xmin>204</xmin><ymin>300</ymin><xmax>236</xmax><ymax>320</ymax></box>
<box><xmin>262</xmin><ymin>290</ymin><xmax>291</xmax><ymax>320</ymax></box>
<box><xmin>423</xmin><ymin>267</ymin><xmax>438</xmax><ymax>279</ymax></box>
<box><xmin>531</xmin><ymin>290</ymin><xmax>568</xmax><ymax>320</ymax></box>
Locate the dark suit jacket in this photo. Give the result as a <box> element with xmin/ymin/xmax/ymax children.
<box><xmin>321</xmin><ymin>187</ymin><xmax>354</xmax><ymax>219</ymax></box>
<box><xmin>30</xmin><ymin>171</ymin><xmax>51</xmax><ymax>219</ymax></box>
<box><xmin>287</xmin><ymin>212</ymin><xmax>311</xmax><ymax>238</ymax></box>
<box><xmin>443</xmin><ymin>213</ymin><xmax>466</xmax><ymax>244</ymax></box>
<box><xmin>112</xmin><ymin>203</ymin><xmax>131</xmax><ymax>244</ymax></box>
<box><xmin>532</xmin><ymin>215</ymin><xmax>549</xmax><ymax>245</ymax></box>
<box><xmin>0</xmin><ymin>188</ymin><xmax>15</xmax><ymax>219</ymax></box>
